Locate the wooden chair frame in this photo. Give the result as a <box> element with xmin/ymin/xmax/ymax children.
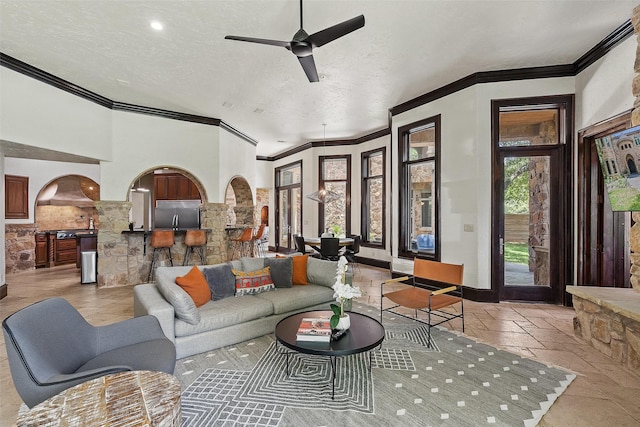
<box><xmin>380</xmin><ymin>258</ymin><xmax>464</xmax><ymax>348</ymax></box>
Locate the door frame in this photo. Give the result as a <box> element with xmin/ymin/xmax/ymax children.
<box><xmin>576</xmin><ymin>109</ymin><xmax>632</xmax><ymax>288</ymax></box>
<box><xmin>274</xmin><ymin>161</ymin><xmax>303</xmax><ymax>253</ymax></box>
<box><xmin>491</xmin><ymin>95</ymin><xmax>574</xmax><ymax>304</ymax></box>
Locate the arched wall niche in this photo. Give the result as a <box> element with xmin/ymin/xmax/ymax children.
<box><xmin>224</xmin><ymin>176</ymin><xmax>254</xmax><ymax>226</ymax></box>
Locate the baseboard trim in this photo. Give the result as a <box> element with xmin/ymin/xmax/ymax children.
<box><xmin>356</xmin><ymin>256</ymin><xmax>390</xmax><ymax>269</ymax></box>
<box><xmin>0</xmin><ymin>283</ymin><xmax>7</xmax><ymax>299</ymax></box>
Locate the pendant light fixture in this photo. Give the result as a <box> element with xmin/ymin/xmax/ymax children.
<box><xmin>306</xmin><ymin>124</ymin><xmax>341</xmax><ymax>203</ymax></box>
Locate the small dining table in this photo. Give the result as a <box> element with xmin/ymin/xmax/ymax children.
<box><xmin>303</xmin><ymin>237</ymin><xmax>354</xmax><ymax>253</ymax></box>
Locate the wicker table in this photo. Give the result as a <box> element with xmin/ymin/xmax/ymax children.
<box><xmin>17</xmin><ymin>370</ymin><xmax>181</xmax><ymax>427</ymax></box>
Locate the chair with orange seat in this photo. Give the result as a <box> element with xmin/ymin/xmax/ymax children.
<box><xmin>147</xmin><ymin>230</ymin><xmax>175</xmax><ymax>282</ymax></box>
<box><xmin>380</xmin><ymin>258</ymin><xmax>464</xmax><ymax>347</ymax></box>
<box><xmin>230</xmin><ymin>227</ymin><xmax>254</xmax><ymax>260</ymax></box>
<box><xmin>183</xmin><ymin>229</ymin><xmax>207</xmax><ymax>265</ymax></box>
<box><xmin>251</xmin><ymin>224</ymin><xmax>267</xmax><ymax>257</ymax></box>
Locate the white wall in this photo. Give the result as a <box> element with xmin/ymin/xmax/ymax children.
<box><xmin>576</xmin><ymin>36</ymin><xmax>636</xmax><ymax>130</ymax></box>
<box><xmin>4</xmin><ymin>158</ymin><xmax>100</xmax><ymax>223</ymax></box>
<box><xmin>392</xmin><ymin>77</ymin><xmax>576</xmax><ymax>289</ymax></box>
<box><xmin>0</xmin><ymin>68</ymin><xmax>112</xmax><ymax>161</ymax></box>
<box><xmin>104</xmin><ymin>111</ymin><xmax>226</xmax><ymax>202</ymax></box>
<box><xmin>218</xmin><ymin>129</ymin><xmax>258</xmax><ymax>203</ymax></box>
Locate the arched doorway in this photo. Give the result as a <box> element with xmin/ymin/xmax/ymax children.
<box><xmin>127</xmin><ymin>167</ymin><xmax>206</xmax><ymax>230</ymax></box>
<box><xmin>627</xmin><ymin>156</ymin><xmax>638</xmax><ymax>175</ymax></box>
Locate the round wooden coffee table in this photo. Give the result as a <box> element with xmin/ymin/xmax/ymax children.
<box><xmin>275</xmin><ymin>310</ymin><xmax>385</xmax><ymax>399</ymax></box>
<box><xmin>17</xmin><ymin>370</ymin><xmax>181</xmax><ymax>427</ymax></box>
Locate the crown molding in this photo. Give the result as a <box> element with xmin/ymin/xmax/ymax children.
<box><xmin>259</xmin><ymin>127</ymin><xmax>392</xmax><ymax>162</ymax></box>
<box><xmin>0</xmin><ymin>53</ymin><xmax>258</xmax><ymax>147</ymax></box>
<box><xmin>390</xmin><ymin>19</ymin><xmax>633</xmax><ymax>117</ymax></box>
<box><xmin>0</xmin><ymin>52</ymin><xmax>112</xmax><ymax>108</ymax></box>
<box><xmin>2</xmin><ymin>18</ymin><xmax>633</xmax><ymax>159</ymax></box>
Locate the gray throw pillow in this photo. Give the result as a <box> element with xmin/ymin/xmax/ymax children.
<box><xmin>156</xmin><ymin>278</ymin><xmax>201</xmax><ymax>325</ymax></box>
<box><xmin>241</xmin><ymin>256</ymin><xmax>265</xmax><ymax>272</ymax></box>
<box><xmin>203</xmin><ymin>263</ymin><xmax>237</xmax><ymax>301</ymax></box>
<box><xmin>306</xmin><ymin>256</ymin><xmax>339</xmax><ymax>288</ymax></box>
<box><xmin>264</xmin><ymin>257</ymin><xmax>293</xmax><ymax>288</ymax></box>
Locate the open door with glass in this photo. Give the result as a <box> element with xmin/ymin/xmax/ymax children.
<box><xmin>275</xmin><ymin>162</ymin><xmax>302</xmax><ymax>253</ymax></box>
<box><xmin>492</xmin><ymin>97</ymin><xmax>572</xmax><ymax>303</ymax></box>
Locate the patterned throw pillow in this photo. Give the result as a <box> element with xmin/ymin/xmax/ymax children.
<box><xmin>232</xmin><ymin>267</ymin><xmax>275</xmax><ymax>296</ymax></box>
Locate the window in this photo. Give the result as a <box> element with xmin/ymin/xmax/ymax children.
<box><xmin>318</xmin><ymin>155</ymin><xmax>351</xmax><ymax>236</ymax></box>
<box><xmin>361</xmin><ymin>148</ymin><xmax>385</xmax><ymax>246</ymax></box>
<box><xmin>399</xmin><ymin>115</ymin><xmax>440</xmax><ymax>259</ymax></box>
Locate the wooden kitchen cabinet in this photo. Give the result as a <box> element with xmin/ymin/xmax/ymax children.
<box><xmin>154</xmin><ymin>174</ymin><xmax>200</xmax><ymax>203</ymax></box>
<box><xmin>35</xmin><ymin>233</ymin><xmax>48</xmax><ymax>268</ymax></box>
<box><xmin>5</xmin><ymin>175</ymin><xmax>28</xmax><ymax>219</ymax></box>
<box><xmin>55</xmin><ymin>239</ymin><xmax>77</xmax><ymax>265</ymax></box>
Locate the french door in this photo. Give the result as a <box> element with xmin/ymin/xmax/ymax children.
<box><xmin>495</xmin><ymin>150</ymin><xmax>562</xmax><ymax>301</ymax></box>
<box><xmin>491</xmin><ymin>96</ymin><xmax>573</xmax><ymax>303</ymax></box>
<box><xmin>275</xmin><ymin>162</ymin><xmax>302</xmax><ymax>253</ymax></box>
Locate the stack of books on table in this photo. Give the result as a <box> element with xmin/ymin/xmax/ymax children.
<box><xmin>296</xmin><ymin>317</ymin><xmax>332</xmax><ymax>342</ymax></box>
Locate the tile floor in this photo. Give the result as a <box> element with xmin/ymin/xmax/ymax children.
<box><xmin>1</xmin><ymin>262</ymin><xmax>639</xmax><ymax>426</ymax></box>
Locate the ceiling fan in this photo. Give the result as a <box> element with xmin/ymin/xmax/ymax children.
<box><xmin>225</xmin><ymin>0</ymin><xmax>365</xmax><ymax>82</ymax></box>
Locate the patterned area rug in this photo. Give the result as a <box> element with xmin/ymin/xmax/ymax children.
<box><xmin>176</xmin><ymin>304</ymin><xmax>575</xmax><ymax>427</ymax></box>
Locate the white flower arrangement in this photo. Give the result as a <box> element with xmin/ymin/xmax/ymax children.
<box><xmin>330</xmin><ymin>256</ymin><xmax>362</xmax><ymax>329</ymax></box>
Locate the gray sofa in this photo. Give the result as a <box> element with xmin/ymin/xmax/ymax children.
<box><xmin>133</xmin><ymin>256</ymin><xmax>339</xmax><ymax>359</ymax></box>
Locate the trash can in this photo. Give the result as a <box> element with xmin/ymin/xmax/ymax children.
<box><xmin>81</xmin><ymin>251</ymin><xmax>97</xmax><ymax>284</ymax></box>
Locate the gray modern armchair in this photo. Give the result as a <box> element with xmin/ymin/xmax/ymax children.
<box><xmin>2</xmin><ymin>297</ymin><xmax>176</xmax><ymax>408</ymax></box>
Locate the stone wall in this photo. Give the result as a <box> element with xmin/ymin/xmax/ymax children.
<box><xmin>5</xmin><ymin>224</ymin><xmax>37</xmax><ymax>273</ymax></box>
<box><xmin>630</xmin><ymin>5</ymin><xmax>640</xmax><ymax>291</ymax></box>
<box><xmin>96</xmin><ymin>200</ymin><xmax>230</xmax><ymax>287</ymax></box>
<box><xmin>571</xmin><ymin>293</ymin><xmax>640</xmax><ymax>371</ymax></box>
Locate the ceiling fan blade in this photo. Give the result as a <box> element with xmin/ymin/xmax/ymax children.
<box><xmin>225</xmin><ymin>35</ymin><xmax>290</xmax><ymax>48</ymax></box>
<box><xmin>307</xmin><ymin>15</ymin><xmax>365</xmax><ymax>48</ymax></box>
<box><xmin>298</xmin><ymin>55</ymin><xmax>319</xmax><ymax>82</ymax></box>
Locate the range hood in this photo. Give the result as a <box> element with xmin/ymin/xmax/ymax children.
<box><xmin>37</xmin><ymin>176</ymin><xmax>96</xmax><ymax>207</ymax></box>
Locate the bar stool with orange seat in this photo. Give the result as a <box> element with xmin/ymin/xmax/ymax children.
<box><xmin>229</xmin><ymin>227</ymin><xmax>254</xmax><ymax>260</ymax></box>
<box><xmin>147</xmin><ymin>230</ymin><xmax>175</xmax><ymax>282</ymax></box>
<box><xmin>183</xmin><ymin>229</ymin><xmax>207</xmax><ymax>265</ymax></box>
<box><xmin>251</xmin><ymin>224</ymin><xmax>267</xmax><ymax>257</ymax></box>
<box><xmin>182</xmin><ymin>230</ymin><xmax>207</xmax><ymax>265</ymax></box>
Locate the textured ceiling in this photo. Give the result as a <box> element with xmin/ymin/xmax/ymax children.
<box><xmin>0</xmin><ymin>0</ymin><xmax>637</xmax><ymax>158</ymax></box>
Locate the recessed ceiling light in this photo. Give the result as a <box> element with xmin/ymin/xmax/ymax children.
<box><xmin>277</xmin><ymin>140</ymin><xmax>287</xmax><ymax>143</ymax></box>
<box><xmin>116</xmin><ymin>79</ymin><xmax>130</xmax><ymax>87</ymax></box>
<box><xmin>222</xmin><ymin>101</ymin><xmax>234</xmax><ymax>109</ymax></box>
<box><xmin>150</xmin><ymin>20</ymin><xmax>164</xmax><ymax>31</ymax></box>
<box><xmin>253</xmin><ymin>108</ymin><xmax>264</xmax><ymax>114</ymax></box>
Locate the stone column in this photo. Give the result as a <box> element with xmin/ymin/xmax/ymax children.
<box><xmin>201</xmin><ymin>202</ymin><xmax>229</xmax><ymax>264</ymax></box>
<box><xmin>96</xmin><ymin>201</ymin><xmax>132</xmax><ymax>288</ymax></box>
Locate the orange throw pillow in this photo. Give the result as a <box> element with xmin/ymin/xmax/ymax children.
<box><xmin>175</xmin><ymin>266</ymin><xmax>211</xmax><ymax>307</ymax></box>
<box><xmin>290</xmin><ymin>254</ymin><xmax>309</xmax><ymax>285</ymax></box>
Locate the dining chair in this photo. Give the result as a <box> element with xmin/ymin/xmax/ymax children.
<box><xmin>294</xmin><ymin>235</ymin><xmax>309</xmax><ymax>254</ymax></box>
<box><xmin>320</xmin><ymin>237</ymin><xmax>341</xmax><ymax>261</ymax></box>
<box><xmin>344</xmin><ymin>235</ymin><xmax>361</xmax><ymax>272</ymax></box>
